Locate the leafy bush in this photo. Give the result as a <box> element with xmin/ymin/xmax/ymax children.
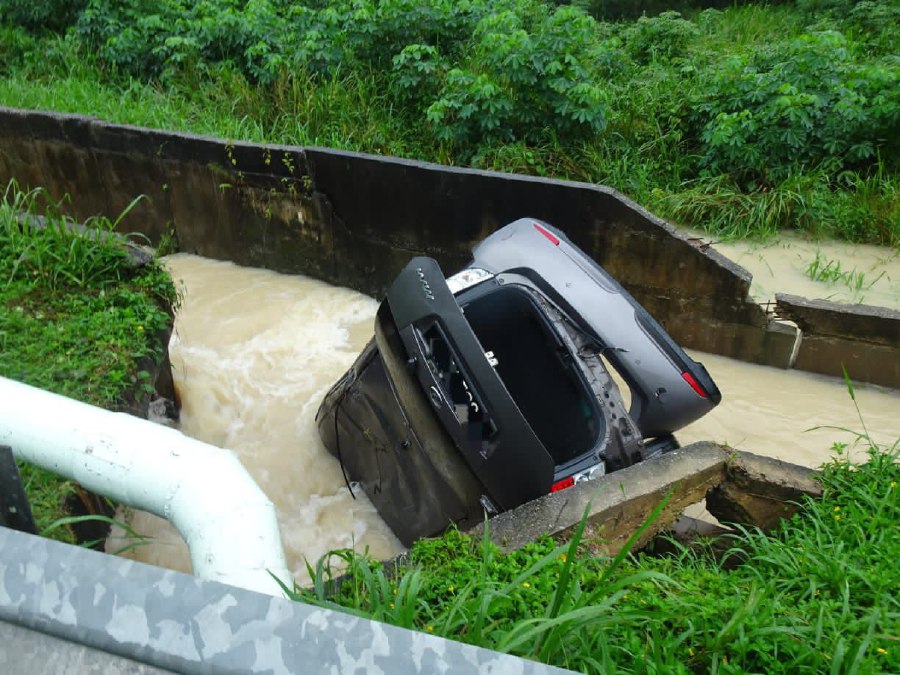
<box><xmin>76</xmin><ymin>0</ymin><xmax>296</xmax><ymax>82</ymax></box>
<box><xmin>847</xmin><ymin>0</ymin><xmax>900</xmax><ymax>54</ymax></box>
<box><xmin>415</xmin><ymin>4</ymin><xmax>611</xmax><ymax>150</ymax></box>
<box><xmin>691</xmin><ymin>31</ymin><xmax>899</xmax><ymax>187</ymax></box>
<box><xmin>297</xmin><ymin>0</ymin><xmax>486</xmax><ymax>72</ymax></box>
<box><xmin>568</xmin><ymin>0</ymin><xmax>745</xmax><ymax>21</ymax></box>
<box><xmin>0</xmin><ymin>24</ymin><xmax>36</xmax><ymax>74</ymax></box>
<box><xmin>0</xmin><ymin>0</ymin><xmax>88</xmax><ymax>32</ymax></box>
<box><xmin>74</xmin><ymin>0</ymin><xmax>609</xmax><ymax>149</ymax></box>
<box><xmin>795</xmin><ymin>0</ymin><xmax>858</xmax><ymax>17</ymax></box>
<box><xmin>621</xmin><ymin>11</ymin><xmax>698</xmax><ymax>64</ymax></box>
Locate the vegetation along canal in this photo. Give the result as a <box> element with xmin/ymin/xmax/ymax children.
<box><xmin>108</xmin><ymin>250</ymin><xmax>900</xmax><ymax>579</ymax></box>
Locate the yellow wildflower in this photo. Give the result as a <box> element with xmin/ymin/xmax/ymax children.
<box><xmin>522</xmin><ymin>582</ymin><xmax>531</xmax><ymax>588</ymax></box>
<box><xmin>876</xmin><ymin>648</ymin><xmax>888</xmax><ymax>655</ymax></box>
<box><xmin>136</xmin><ymin>325</ymin><xmax>144</xmax><ymax>332</ymax></box>
<box><xmin>426</xmin><ymin>626</ymin><xmax>434</xmax><ymax>632</ymax></box>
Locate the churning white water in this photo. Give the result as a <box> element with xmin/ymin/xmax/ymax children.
<box><xmin>109</xmin><ymin>249</ymin><xmax>899</xmax><ymax>579</ymax></box>
<box><xmin>108</xmin><ymin>254</ymin><xmax>404</xmax><ymax>581</ymax></box>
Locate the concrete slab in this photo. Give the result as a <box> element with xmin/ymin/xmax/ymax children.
<box><xmin>474</xmin><ymin>441</ymin><xmax>728</xmax><ymax>554</ymax></box>
<box><xmin>707</xmin><ymin>450</ymin><xmax>823</xmax><ymax>530</ymax></box>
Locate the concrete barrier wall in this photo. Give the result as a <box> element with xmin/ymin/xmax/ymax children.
<box><xmin>1</xmin><ymin>106</ymin><xmax>897</xmax><ymax>385</ymax></box>
<box><xmin>0</xmin><ymin>527</ymin><xmax>567</xmax><ymax>674</ymax></box>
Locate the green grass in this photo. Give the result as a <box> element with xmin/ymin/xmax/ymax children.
<box><xmin>0</xmin><ymin>2</ymin><xmax>897</xmax><ymax>247</ymax></box>
<box><xmin>287</xmin><ymin>440</ymin><xmax>899</xmax><ymax>673</ymax></box>
<box><xmin>0</xmin><ymin>181</ymin><xmax>176</xmax><ymax>541</ymax></box>
<box><xmin>805</xmin><ymin>251</ymin><xmax>886</xmax><ymax>298</ymax></box>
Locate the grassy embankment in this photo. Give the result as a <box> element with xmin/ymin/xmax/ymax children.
<box><xmin>0</xmin><ymin>0</ymin><xmax>897</xmax><ymax>245</ymax></box>
<box><xmin>291</xmin><ymin>436</ymin><xmax>899</xmax><ymax>673</ymax></box>
<box><xmin>0</xmin><ymin>182</ymin><xmax>176</xmax><ymax>541</ymax></box>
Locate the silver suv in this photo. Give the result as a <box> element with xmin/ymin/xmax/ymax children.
<box><xmin>316</xmin><ymin>218</ymin><xmax>721</xmax><ymax>545</ymax></box>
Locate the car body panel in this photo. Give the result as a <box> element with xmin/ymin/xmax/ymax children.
<box><xmin>469</xmin><ymin>218</ymin><xmax>721</xmax><ymax>437</ymax></box>
<box><xmin>316</xmin><ymin>218</ymin><xmax>721</xmax><ymax>544</ymax></box>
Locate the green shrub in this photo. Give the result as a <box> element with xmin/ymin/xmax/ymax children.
<box><xmin>298</xmin><ymin>0</ymin><xmax>485</xmax><ymax>71</ymax></box>
<box><xmin>795</xmin><ymin>0</ymin><xmax>857</xmax><ymax>17</ymax></box>
<box><xmin>0</xmin><ymin>0</ymin><xmax>88</xmax><ymax>32</ymax></box>
<box><xmin>420</xmin><ymin>4</ymin><xmax>610</xmax><ymax>151</ymax></box>
<box><xmin>77</xmin><ymin>0</ymin><xmax>299</xmax><ymax>82</ymax></box>
<box><xmin>847</xmin><ymin>0</ymin><xmax>900</xmax><ymax>54</ymax></box>
<box><xmin>0</xmin><ymin>24</ymin><xmax>36</xmax><ymax>74</ymax></box>
<box><xmin>621</xmin><ymin>11</ymin><xmax>698</xmax><ymax>64</ymax></box>
<box><xmin>691</xmin><ymin>31</ymin><xmax>899</xmax><ymax>187</ymax></box>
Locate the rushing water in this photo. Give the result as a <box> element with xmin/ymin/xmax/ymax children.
<box><xmin>108</xmin><ymin>251</ymin><xmax>899</xmax><ymax>579</ymax></box>
<box><xmin>108</xmin><ymin>254</ymin><xmax>404</xmax><ymax>580</ymax></box>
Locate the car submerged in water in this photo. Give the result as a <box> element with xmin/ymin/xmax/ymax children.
<box><xmin>316</xmin><ymin>218</ymin><xmax>721</xmax><ymax>546</ymax></box>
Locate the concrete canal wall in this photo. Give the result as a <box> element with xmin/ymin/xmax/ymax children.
<box><xmin>0</xmin><ymin>106</ymin><xmax>897</xmax><ymax>386</ymax></box>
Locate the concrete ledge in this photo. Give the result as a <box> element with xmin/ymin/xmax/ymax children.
<box><xmin>473</xmin><ymin>443</ymin><xmax>826</xmax><ymax>556</ymax></box>
<box><xmin>664</xmin><ymin>315</ymin><xmax>799</xmax><ymax>368</ymax></box>
<box><xmin>707</xmin><ymin>451</ymin><xmax>823</xmax><ymax>530</ymax></box>
<box><xmin>475</xmin><ymin>442</ymin><xmax>728</xmax><ymax>553</ymax></box>
<box><xmin>776</xmin><ymin>294</ymin><xmax>900</xmax><ymax>387</ymax></box>
<box><xmin>0</xmin><ymin>528</ymin><xmax>567</xmax><ymax>674</ymax></box>
<box><xmin>776</xmin><ymin>294</ymin><xmax>900</xmax><ymax>346</ymax></box>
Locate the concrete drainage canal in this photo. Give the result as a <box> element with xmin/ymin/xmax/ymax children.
<box><xmin>107</xmin><ymin>249</ymin><xmax>900</xmax><ymax>581</ymax></box>
<box><xmin>2</xmin><ymin>225</ymin><xmax>898</xmax><ymax>673</ymax></box>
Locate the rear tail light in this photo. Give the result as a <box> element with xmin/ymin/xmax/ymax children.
<box><xmin>550</xmin><ymin>461</ymin><xmax>606</xmax><ymax>494</ymax></box>
<box><xmin>551</xmin><ymin>477</ymin><xmax>574</xmax><ymax>493</ymax></box>
<box><xmin>533</xmin><ymin>223</ymin><xmax>560</xmax><ymax>246</ymax></box>
<box><xmin>681</xmin><ymin>371</ymin><xmax>708</xmax><ymax>399</ymax></box>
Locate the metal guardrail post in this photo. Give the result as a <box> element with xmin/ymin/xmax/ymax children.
<box><xmin>0</xmin><ymin>444</ymin><xmax>37</xmax><ymax>534</ymax></box>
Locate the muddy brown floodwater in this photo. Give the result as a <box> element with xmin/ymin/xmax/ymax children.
<box><xmin>695</xmin><ymin>230</ymin><xmax>900</xmax><ymax>310</ymax></box>
<box><xmin>108</xmin><ymin>251</ymin><xmax>899</xmax><ymax>581</ymax></box>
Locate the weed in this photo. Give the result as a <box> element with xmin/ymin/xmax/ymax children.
<box><xmin>805</xmin><ymin>251</ymin><xmax>887</xmax><ymax>298</ymax></box>
<box><xmin>0</xmin><ymin>180</ymin><xmax>176</xmax><ymax>541</ymax></box>
<box><xmin>285</xmin><ymin>437</ymin><xmax>898</xmax><ymax>672</ymax></box>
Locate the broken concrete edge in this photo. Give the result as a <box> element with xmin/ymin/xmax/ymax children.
<box><xmin>776</xmin><ymin>293</ymin><xmax>900</xmax><ymax>344</ymax></box>
<box><xmin>469</xmin><ymin>442</ymin><xmax>823</xmax><ymax>557</ymax></box>
<box><xmin>775</xmin><ymin>293</ymin><xmax>900</xmax><ymax>387</ymax></box>
<box><xmin>0</xmin><ymin>528</ymin><xmax>571</xmax><ymax>675</ymax></box>
<box><xmin>708</xmin><ymin>450</ymin><xmax>823</xmax><ymax>531</ymax></box>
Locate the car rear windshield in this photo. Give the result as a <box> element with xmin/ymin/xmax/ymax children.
<box><xmin>462</xmin><ymin>286</ymin><xmax>600</xmax><ymax>465</ymax></box>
